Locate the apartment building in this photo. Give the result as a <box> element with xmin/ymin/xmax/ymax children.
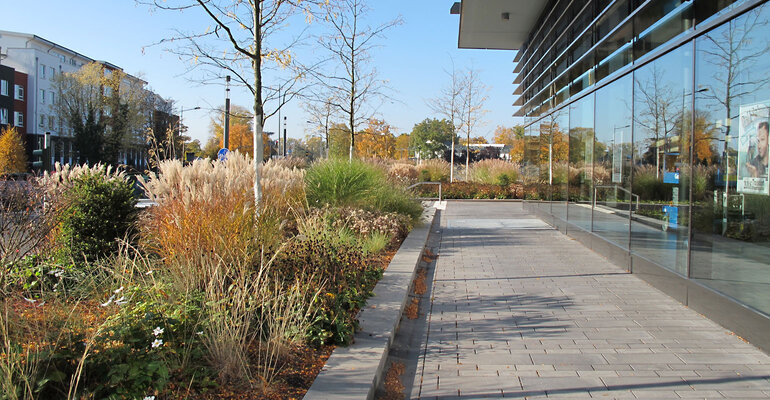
<box><xmin>0</xmin><ymin>30</ymin><xmax>168</xmax><ymax>169</ymax></box>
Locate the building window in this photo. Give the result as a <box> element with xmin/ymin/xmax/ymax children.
<box><xmin>0</xmin><ymin>80</ymin><xmax>7</xmax><ymax>96</ymax></box>
<box><xmin>49</xmin><ymin>67</ymin><xmax>56</xmax><ymax>78</ymax></box>
<box><xmin>14</xmin><ymin>112</ymin><xmax>23</xmax><ymax>127</ymax></box>
<box><xmin>48</xmin><ymin>115</ymin><xmax>55</xmax><ymax>130</ymax></box>
<box><xmin>0</xmin><ymin>108</ymin><xmax>7</xmax><ymax>124</ymax></box>
<box><xmin>40</xmin><ymin>64</ymin><xmax>46</xmax><ymax>79</ymax></box>
<box><xmin>40</xmin><ymin>114</ymin><xmax>46</xmax><ymax>127</ymax></box>
<box><xmin>14</xmin><ymin>85</ymin><xmax>23</xmax><ymax>101</ymax></box>
<box><xmin>40</xmin><ymin>89</ymin><xmax>46</xmax><ymax>104</ymax></box>
<box><xmin>50</xmin><ymin>91</ymin><xmax>55</xmax><ymax>104</ymax></box>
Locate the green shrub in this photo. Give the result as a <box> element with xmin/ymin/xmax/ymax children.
<box><xmin>274</xmin><ymin>211</ymin><xmax>388</xmax><ymax>346</ymax></box>
<box><xmin>56</xmin><ymin>170</ymin><xmax>137</xmax><ymax>265</ymax></box>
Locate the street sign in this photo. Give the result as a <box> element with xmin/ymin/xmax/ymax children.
<box><xmin>217</xmin><ymin>148</ymin><xmax>230</xmax><ymax>162</ymax></box>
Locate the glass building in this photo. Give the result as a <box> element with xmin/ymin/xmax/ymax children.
<box><xmin>455</xmin><ymin>0</ymin><xmax>770</xmax><ymax>351</ymax></box>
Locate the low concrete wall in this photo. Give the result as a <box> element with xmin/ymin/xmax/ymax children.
<box><xmin>304</xmin><ymin>206</ymin><xmax>439</xmax><ymax>400</ymax></box>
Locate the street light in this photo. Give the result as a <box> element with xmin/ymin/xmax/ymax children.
<box><xmin>177</xmin><ymin>106</ymin><xmax>201</xmax><ymax>160</ymax></box>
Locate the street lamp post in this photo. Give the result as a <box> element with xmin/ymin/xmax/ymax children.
<box><xmin>178</xmin><ymin>106</ymin><xmax>201</xmax><ymax>160</ymax></box>
<box><xmin>224</xmin><ymin>76</ymin><xmax>231</xmax><ymax>150</ymax></box>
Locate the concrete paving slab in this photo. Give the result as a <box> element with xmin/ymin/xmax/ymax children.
<box><xmin>398</xmin><ymin>202</ymin><xmax>770</xmax><ymax>400</ymax></box>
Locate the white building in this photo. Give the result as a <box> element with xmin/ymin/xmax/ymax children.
<box><xmin>0</xmin><ymin>30</ymin><xmax>160</xmax><ymax>168</ymax></box>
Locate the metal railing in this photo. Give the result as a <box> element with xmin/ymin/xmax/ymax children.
<box><xmin>407</xmin><ymin>181</ymin><xmax>442</xmax><ymax>202</ymax></box>
<box><xmin>593</xmin><ymin>184</ymin><xmax>639</xmax><ymax>215</ymax></box>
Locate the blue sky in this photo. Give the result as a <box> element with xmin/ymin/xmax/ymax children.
<box><xmin>4</xmin><ymin>0</ymin><xmax>522</xmax><ymax>145</ymax></box>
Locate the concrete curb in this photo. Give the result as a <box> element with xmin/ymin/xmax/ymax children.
<box><xmin>304</xmin><ymin>206</ymin><xmax>439</xmax><ymax>400</ymax></box>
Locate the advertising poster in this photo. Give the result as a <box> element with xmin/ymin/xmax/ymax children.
<box><xmin>737</xmin><ymin>102</ymin><xmax>770</xmax><ymax>195</ymax></box>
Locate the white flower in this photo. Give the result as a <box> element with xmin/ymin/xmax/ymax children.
<box><xmin>23</xmin><ymin>297</ymin><xmax>36</xmax><ymax>304</ymax></box>
<box><xmin>48</xmin><ymin>269</ymin><xmax>65</xmax><ymax>278</ymax></box>
<box><xmin>195</xmin><ymin>331</ymin><xmax>204</xmax><ymax>335</ymax></box>
<box><xmin>114</xmin><ymin>286</ymin><xmax>124</xmax><ymax>294</ymax></box>
<box><xmin>152</xmin><ymin>327</ymin><xmax>164</xmax><ymax>337</ymax></box>
<box><xmin>145</xmin><ymin>270</ymin><xmax>154</xmax><ymax>275</ymax></box>
<box><xmin>151</xmin><ymin>339</ymin><xmax>163</xmax><ymax>348</ymax></box>
<box><xmin>114</xmin><ymin>296</ymin><xmax>128</xmax><ymax>306</ymax></box>
<box><xmin>100</xmin><ymin>294</ymin><xmax>115</xmax><ymax>307</ymax></box>
<box><xmin>144</xmin><ymin>396</ymin><xmax>156</xmax><ymax>400</ymax></box>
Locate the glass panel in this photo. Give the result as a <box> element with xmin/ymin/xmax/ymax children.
<box><xmin>593</xmin><ymin>74</ymin><xmax>634</xmax><ymax>249</ymax></box>
<box><xmin>596</xmin><ymin>0</ymin><xmax>631</xmax><ymax>41</ymax></box>
<box><xmin>551</xmin><ymin>107</ymin><xmax>570</xmax><ymax>226</ymax></box>
<box><xmin>568</xmin><ymin>93</ymin><xmax>595</xmax><ymax>231</ymax></box>
<box><xmin>524</xmin><ymin>120</ymin><xmax>541</xmax><ymax>188</ymax></box>
<box><xmin>631</xmin><ymin>44</ymin><xmax>693</xmax><ymax>275</ymax></box>
<box><xmin>691</xmin><ymin>3</ymin><xmax>770</xmax><ymax>315</ymax></box>
<box><xmin>596</xmin><ymin>22</ymin><xmax>634</xmax><ymax>82</ymax></box>
<box><xmin>695</xmin><ymin>0</ymin><xmax>747</xmax><ymax>27</ymax></box>
<box><xmin>634</xmin><ymin>0</ymin><xmax>694</xmax><ymax>60</ymax></box>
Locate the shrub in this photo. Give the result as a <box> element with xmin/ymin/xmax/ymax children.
<box><xmin>388</xmin><ymin>163</ymin><xmax>419</xmax><ymax>186</ymax></box>
<box><xmin>418</xmin><ymin>159</ymin><xmax>450</xmax><ymax>182</ymax></box>
<box><xmin>1</xmin><ymin>176</ymin><xmax>60</xmax><ymax>279</ymax></box>
<box><xmin>632</xmin><ymin>165</ymin><xmax>666</xmax><ymax>201</ymax></box>
<box><xmin>307</xmin><ymin>207</ymin><xmax>411</xmax><ymax>247</ymax></box>
<box><xmin>43</xmin><ymin>164</ymin><xmax>137</xmax><ymax>265</ymax></box>
<box><xmin>0</xmin><ymin>126</ymin><xmax>27</xmax><ymax>175</ymax></box>
<box><xmin>272</xmin><ymin>212</ymin><xmax>370</xmax><ymax>345</ymax></box>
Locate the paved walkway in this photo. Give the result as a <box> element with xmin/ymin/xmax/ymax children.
<box><xmin>406</xmin><ymin>202</ymin><xmax>770</xmax><ymax>399</ymax></box>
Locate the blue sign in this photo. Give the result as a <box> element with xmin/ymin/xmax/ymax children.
<box><xmin>663</xmin><ymin>171</ymin><xmax>680</xmax><ymax>184</ymax></box>
<box><xmin>662</xmin><ymin>205</ymin><xmax>678</xmax><ymax>229</ymax></box>
<box><xmin>217</xmin><ymin>148</ymin><xmax>230</xmax><ymax>162</ymax></box>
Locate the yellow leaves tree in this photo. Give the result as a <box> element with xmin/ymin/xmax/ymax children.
<box><xmin>355</xmin><ymin>119</ymin><xmax>396</xmax><ymax>159</ymax></box>
<box><xmin>493</xmin><ymin>125</ymin><xmax>526</xmax><ymax>162</ymax></box>
<box><xmin>395</xmin><ymin>133</ymin><xmax>410</xmax><ymax>160</ymax></box>
<box><xmin>209</xmin><ymin>104</ymin><xmax>272</xmax><ymax>160</ymax></box>
<box><xmin>538</xmin><ymin>122</ymin><xmax>569</xmax><ymax>164</ymax></box>
<box><xmin>460</xmin><ymin>136</ymin><xmax>488</xmax><ymax>145</ymax></box>
<box><xmin>0</xmin><ymin>126</ymin><xmax>28</xmax><ymax>174</ymax></box>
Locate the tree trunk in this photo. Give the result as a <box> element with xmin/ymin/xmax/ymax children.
<box><xmin>253</xmin><ymin>3</ymin><xmax>263</xmax><ymax>209</ymax></box>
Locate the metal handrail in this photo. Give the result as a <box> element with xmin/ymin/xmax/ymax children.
<box><xmin>593</xmin><ymin>185</ymin><xmax>639</xmax><ymax>212</ymax></box>
<box><xmin>407</xmin><ymin>181</ymin><xmax>442</xmax><ymax>202</ymax></box>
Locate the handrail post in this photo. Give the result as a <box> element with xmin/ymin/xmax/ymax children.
<box><xmin>438</xmin><ymin>182</ymin><xmax>442</xmax><ymax>202</ymax></box>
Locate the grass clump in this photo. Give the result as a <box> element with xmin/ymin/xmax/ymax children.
<box><xmin>418</xmin><ymin>159</ymin><xmax>450</xmax><ymax>182</ymax></box>
<box><xmin>469</xmin><ymin>159</ymin><xmax>520</xmax><ymax>185</ymax></box>
<box><xmin>306</xmin><ymin>159</ymin><xmax>422</xmax><ymax>222</ymax></box>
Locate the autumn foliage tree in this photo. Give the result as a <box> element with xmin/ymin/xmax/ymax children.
<box><xmin>395</xmin><ymin>133</ymin><xmax>410</xmax><ymax>160</ymax></box>
<box><xmin>209</xmin><ymin>104</ymin><xmax>273</xmax><ymax>160</ymax></box>
<box><xmin>355</xmin><ymin>119</ymin><xmax>396</xmax><ymax>158</ymax></box>
<box><xmin>493</xmin><ymin>125</ymin><xmax>526</xmax><ymax>162</ymax></box>
<box><xmin>0</xmin><ymin>126</ymin><xmax>28</xmax><ymax>174</ymax></box>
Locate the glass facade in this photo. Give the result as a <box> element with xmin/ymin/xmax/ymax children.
<box><xmin>515</xmin><ymin>0</ymin><xmax>751</xmax><ymax>119</ymax></box>
<box><xmin>524</xmin><ymin>1</ymin><xmax>770</xmax><ymax>317</ymax></box>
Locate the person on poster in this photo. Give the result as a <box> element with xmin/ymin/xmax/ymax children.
<box><xmin>746</xmin><ymin>121</ymin><xmax>769</xmax><ymax>178</ymax></box>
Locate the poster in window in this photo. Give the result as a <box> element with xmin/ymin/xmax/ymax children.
<box><xmin>737</xmin><ymin>102</ymin><xmax>770</xmax><ymax>195</ymax></box>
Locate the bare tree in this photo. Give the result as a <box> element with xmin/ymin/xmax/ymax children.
<box><xmin>315</xmin><ymin>0</ymin><xmax>402</xmax><ymax>160</ymax></box>
<box><xmin>143</xmin><ymin>0</ymin><xmax>327</xmax><ymax>205</ymax></box>
<box><xmin>458</xmin><ymin>66</ymin><xmax>489</xmax><ymax>181</ymax></box>
<box><xmin>427</xmin><ymin>58</ymin><xmax>464</xmax><ymax>182</ymax></box>
<box><xmin>634</xmin><ymin>64</ymin><xmax>679</xmax><ymax>178</ymax></box>
<box><xmin>303</xmin><ymin>93</ymin><xmax>338</xmax><ymax>158</ymax></box>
